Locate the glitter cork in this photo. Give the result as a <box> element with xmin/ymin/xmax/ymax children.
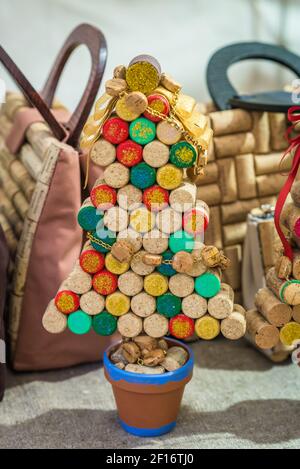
<box><xmin>116</xmin><ymin>140</ymin><xmax>143</xmax><ymax>167</ymax></box>
<box><xmin>91</xmin><ymin>227</ymin><xmax>116</xmax><ymax>253</ymax></box>
<box><xmin>195</xmin><ymin>271</ymin><xmax>221</xmax><ymax>298</ymax></box>
<box><xmin>126</xmin><ymin>55</ymin><xmax>161</xmax><ymax>95</ymax></box>
<box><xmin>157</xmin><ymin>250</ymin><xmax>177</xmax><ymax>277</ymax></box>
<box><xmin>144</xmin><ymin>93</ymin><xmax>170</xmax><ymax>122</ymax></box>
<box><xmin>144</xmin><ymin>272</ymin><xmax>168</xmax><ymax>296</ymax></box>
<box><xmin>90</xmin><ymin>183</ymin><xmax>117</xmax><ymax>210</ymax></box>
<box><xmin>102</xmin><ymin>117</ymin><xmax>129</xmax><ymax>144</ymax></box>
<box><xmin>93</xmin><ymin>269</ymin><xmax>118</xmax><ymax>295</ymax></box>
<box><xmin>105</xmin><ymin>252</ymin><xmax>130</xmax><ymax>275</ymax></box>
<box><xmin>129</xmin><ymin>117</ymin><xmax>156</xmax><ymax>145</ymax></box>
<box><xmin>156</xmin><ymin>293</ymin><xmax>181</xmax><ymax>318</ymax></box>
<box><xmin>92</xmin><ymin>311</ymin><xmax>117</xmax><ymax>335</ymax></box>
<box><xmin>195</xmin><ymin>315</ymin><xmax>220</xmax><ymax>340</ymax></box>
<box><xmin>156</xmin><ymin>164</ymin><xmax>183</xmax><ymax>190</ymax></box>
<box><xmin>170</xmin><ymin>141</ymin><xmax>197</xmax><ymax>168</ymax></box>
<box><xmin>169</xmin><ymin>314</ymin><xmax>195</xmax><ymax>339</ymax></box>
<box><xmin>279</xmin><ymin>322</ymin><xmax>300</xmax><ymax>346</ymax></box>
<box><xmin>143</xmin><ymin>185</ymin><xmax>169</xmax><ymax>212</ymax></box>
<box><xmin>55</xmin><ymin>290</ymin><xmax>80</xmax><ymax>314</ymax></box>
<box><xmin>77</xmin><ymin>197</ymin><xmax>103</xmax><ymax>231</ymax></box>
<box><xmin>105</xmin><ymin>290</ymin><xmax>131</xmax><ymax>316</ymax></box>
<box><xmin>130</xmin><ymin>162</ymin><xmax>156</xmax><ymax>190</ymax></box>
<box><xmin>169</xmin><ymin>230</ymin><xmax>195</xmax><ymax>253</ymax></box>
<box><xmin>80</xmin><ymin>249</ymin><xmax>105</xmax><ymax>274</ymax></box>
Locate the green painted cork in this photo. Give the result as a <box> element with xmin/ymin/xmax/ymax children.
<box><xmin>78</xmin><ymin>204</ymin><xmax>103</xmax><ymax>231</ymax></box>
<box><xmin>67</xmin><ymin>310</ymin><xmax>92</xmax><ymax>334</ymax></box>
<box><xmin>157</xmin><ymin>293</ymin><xmax>181</xmax><ymax>318</ymax></box>
<box><xmin>92</xmin><ymin>311</ymin><xmax>117</xmax><ymax>336</ymax></box>
<box><xmin>194</xmin><ymin>272</ymin><xmax>221</xmax><ymax>298</ymax></box>
<box><xmin>157</xmin><ymin>250</ymin><xmax>177</xmax><ymax>277</ymax></box>
<box><xmin>130</xmin><ymin>162</ymin><xmax>156</xmax><ymax>189</ymax></box>
<box><xmin>169</xmin><ymin>230</ymin><xmax>194</xmax><ymax>253</ymax></box>
<box><xmin>91</xmin><ymin>227</ymin><xmax>116</xmax><ymax>253</ymax></box>
<box><xmin>129</xmin><ymin>117</ymin><xmax>156</xmax><ymax>145</ymax></box>
<box><xmin>170</xmin><ymin>141</ymin><xmax>197</xmax><ymax>168</ymax></box>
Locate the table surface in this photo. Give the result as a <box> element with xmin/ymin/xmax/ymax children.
<box><xmin>0</xmin><ymin>338</ymin><xmax>299</xmax><ymax>449</ymax></box>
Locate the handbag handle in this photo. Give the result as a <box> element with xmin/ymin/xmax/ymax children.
<box><xmin>206</xmin><ymin>42</ymin><xmax>300</xmax><ymax>111</ymax></box>
<box><xmin>42</xmin><ymin>23</ymin><xmax>107</xmax><ymax>146</ymax></box>
<box><xmin>0</xmin><ymin>23</ymin><xmax>107</xmax><ymax>147</ymax></box>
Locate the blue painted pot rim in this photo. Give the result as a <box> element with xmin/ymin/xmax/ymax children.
<box><xmin>104</xmin><ymin>337</ymin><xmax>194</xmax><ymax>385</ymax></box>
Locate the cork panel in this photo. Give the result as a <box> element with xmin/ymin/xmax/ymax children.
<box><xmin>217</xmin><ymin>158</ymin><xmax>238</xmax><ymax>203</ymax></box>
<box><xmin>223</xmin><ymin>222</ymin><xmax>247</xmax><ymax>247</ymax></box>
<box><xmin>258</xmin><ymin>220</ymin><xmax>280</xmax><ymax>268</ymax></box>
<box><xmin>254</xmin><ymin>152</ymin><xmax>291</xmax><ymax>176</ymax></box>
<box><xmin>256</xmin><ymin>173</ymin><xmax>286</xmax><ymax>197</ymax></box>
<box><xmin>209</xmin><ymin>109</ymin><xmax>252</xmax><ymax>136</ymax></box>
<box><xmin>196</xmin><ymin>183</ymin><xmax>221</xmax><ymax>206</ymax></box>
<box><xmin>235</xmin><ymin>154</ymin><xmax>257</xmax><ymax>199</ymax></box>
<box><xmin>223</xmin><ymin>244</ymin><xmax>242</xmax><ymax>291</ymax></box>
<box><xmin>214</xmin><ymin>132</ymin><xmax>255</xmax><ymax>158</ymax></box>
<box><xmin>252</xmin><ymin>112</ymin><xmax>271</xmax><ymax>154</ymax></box>
<box><xmin>221</xmin><ymin>199</ymin><xmax>260</xmax><ymax>224</ymax></box>
<box><xmin>269</xmin><ymin>113</ymin><xmax>288</xmax><ymax>151</ymax></box>
<box><xmin>195</xmin><ymin>162</ymin><xmax>218</xmax><ymax>185</ymax></box>
<box><xmin>204</xmin><ymin>206</ymin><xmax>222</xmax><ymax>249</ymax></box>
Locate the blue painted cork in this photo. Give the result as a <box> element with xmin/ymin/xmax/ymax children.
<box><xmin>157</xmin><ymin>250</ymin><xmax>176</xmax><ymax>277</ymax></box>
<box><xmin>130</xmin><ymin>162</ymin><xmax>156</xmax><ymax>189</ymax></box>
<box><xmin>129</xmin><ymin>117</ymin><xmax>156</xmax><ymax>145</ymax></box>
<box><xmin>90</xmin><ymin>227</ymin><xmax>116</xmax><ymax>253</ymax></box>
<box><xmin>92</xmin><ymin>311</ymin><xmax>117</xmax><ymax>335</ymax></box>
<box><xmin>157</xmin><ymin>293</ymin><xmax>181</xmax><ymax>318</ymax></box>
<box><xmin>194</xmin><ymin>272</ymin><xmax>221</xmax><ymax>298</ymax></box>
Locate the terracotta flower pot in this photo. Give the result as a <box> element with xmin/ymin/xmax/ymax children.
<box><xmin>104</xmin><ymin>337</ymin><xmax>194</xmax><ymax>436</ymax></box>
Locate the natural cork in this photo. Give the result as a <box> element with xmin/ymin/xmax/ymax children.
<box><xmin>42</xmin><ymin>300</ymin><xmax>67</xmax><ymax>334</ymax></box>
<box><xmin>266</xmin><ymin>267</ymin><xmax>300</xmax><ymax>305</ymax></box>
<box><xmin>118</xmin><ymin>270</ymin><xmax>144</xmax><ymax>296</ymax></box>
<box><xmin>292</xmin><ymin>252</ymin><xmax>300</xmax><ymax>280</ymax></box>
<box><xmin>275</xmin><ymin>255</ymin><xmax>292</xmax><ymax>279</ymax></box>
<box><xmin>254</xmin><ymin>287</ymin><xmax>292</xmax><ymax>327</ymax></box>
<box><xmin>245</xmin><ymin>309</ymin><xmax>280</xmax><ymax>349</ymax></box>
<box><xmin>143</xmin><ymin>313</ymin><xmax>169</xmax><ymax>338</ymax></box>
<box><xmin>181</xmin><ymin>293</ymin><xmax>207</xmax><ymax>318</ymax></box>
<box><xmin>117</xmin><ymin>312</ymin><xmax>143</xmax><ymax>338</ymax></box>
<box><xmin>208</xmin><ymin>283</ymin><xmax>234</xmax><ymax>319</ymax></box>
<box><xmin>161</xmin><ymin>346</ymin><xmax>188</xmax><ymax>371</ymax></box>
<box><xmin>168</xmin><ymin>273</ymin><xmax>194</xmax><ymax>298</ymax></box>
<box><xmin>130</xmin><ymin>292</ymin><xmax>156</xmax><ymax>317</ymax></box>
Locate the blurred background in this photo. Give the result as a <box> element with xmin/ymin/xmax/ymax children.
<box><xmin>0</xmin><ymin>0</ymin><xmax>299</xmax><ymax>110</ymax></box>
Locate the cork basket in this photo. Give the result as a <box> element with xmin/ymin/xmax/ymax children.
<box><xmin>104</xmin><ymin>338</ymin><xmax>194</xmax><ymax>436</ymax></box>
<box><xmin>197</xmin><ymin>42</ymin><xmax>300</xmax><ymax>305</ymax></box>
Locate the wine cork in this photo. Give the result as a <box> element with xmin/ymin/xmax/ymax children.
<box><xmin>125</xmin><ymin>364</ymin><xmax>165</xmax><ymax>374</ymax></box>
<box><xmin>189</xmin><ymin>249</ymin><xmax>207</xmax><ymax>277</ymax></box>
<box><xmin>78</xmin><ymin>197</ymin><xmax>103</xmax><ymax>231</ymax></box>
<box><xmin>115</xmin><ymin>95</ymin><xmax>141</xmax><ymax>121</ymax></box>
<box><xmin>126</xmin><ymin>55</ymin><xmax>161</xmax><ymax>94</ymax></box>
<box><xmin>187</xmin><ymin>162</ymin><xmax>218</xmax><ymax>186</ymax></box>
<box><xmin>0</xmin><ymin>166</ymin><xmax>19</xmax><ymax>198</ymax></box>
<box><xmin>156</xmin><ymin>120</ymin><xmax>181</xmax><ymax>145</ymax></box>
<box><xmin>291</xmin><ymin>181</ymin><xmax>300</xmax><ymax>207</ymax></box>
<box><xmin>55</xmin><ymin>290</ymin><xmax>80</xmax><ymax>314</ymax></box>
<box><xmin>269</xmin><ymin>112</ymin><xmax>287</xmax><ymax>151</ymax></box>
<box><xmin>195</xmin><ymin>315</ymin><xmax>220</xmax><ymax>340</ymax></box>
<box><xmin>129</xmin><ymin>117</ymin><xmax>156</xmax><ymax>145</ymax></box>
<box><xmin>196</xmin><ymin>183</ymin><xmax>221</xmax><ymax>206</ymax></box>
<box><xmin>201</xmin><ymin>245</ymin><xmax>221</xmax><ymax>268</ymax></box>
<box><xmin>161</xmin><ymin>346</ymin><xmax>188</xmax><ymax>371</ymax></box>
<box><xmin>223</xmin><ymin>222</ymin><xmax>247</xmax><ymax>246</ymax></box>
<box><xmin>116</xmin><ymin>139</ymin><xmax>143</xmax><ymax>167</ymax></box>
<box><xmin>80</xmin><ymin>249</ymin><xmax>105</xmax><ymax>274</ymax></box>
<box><xmin>156</xmin><ymin>207</ymin><xmax>182</xmax><ymax>234</ymax></box>
<box><xmin>144</xmin><ymin>93</ymin><xmax>170</xmax><ymax>122</ymax></box>
<box><xmin>92</xmin><ymin>269</ymin><xmax>118</xmax><ymax>295</ymax></box>
<box><xmin>117</xmin><ymin>184</ymin><xmax>142</xmax><ymax>210</ymax></box>
<box><xmin>19</xmin><ymin>144</ymin><xmax>42</xmax><ymax>180</ymax></box>
<box><xmin>209</xmin><ymin>109</ymin><xmax>252</xmax><ymax>136</ymax></box>
<box><xmin>169</xmin><ymin>229</ymin><xmax>195</xmax><ymax>253</ymax></box>
<box><xmin>118</xmin><ymin>270</ymin><xmax>144</xmax><ymax>296</ymax></box>
<box><xmin>266</xmin><ymin>267</ymin><xmax>300</xmax><ymax>306</ymax></box>
<box><xmin>144</xmin><ymin>272</ymin><xmax>168</xmax><ymax>296</ymax></box>
<box><xmin>169</xmin><ymin>314</ymin><xmax>195</xmax><ymax>339</ymax></box>
<box><xmin>214</xmin><ymin>132</ymin><xmax>255</xmax><ymax>158</ymax></box>
<box><xmin>182</xmin><ymin>293</ymin><xmax>207</xmax><ymax>318</ymax></box>
<box><xmin>256</xmin><ymin>173</ymin><xmax>286</xmax><ymax>197</ymax></box>
<box><xmin>183</xmin><ymin>201</ymin><xmax>209</xmax><ymax>236</ymax></box>
<box><xmin>255</xmin><ymin>287</ymin><xmax>292</xmax><ymax>327</ymax></box>
<box><xmin>105</xmin><ymin>252</ymin><xmax>129</xmax><ymax>275</ymax></box>
<box><xmin>168</xmin><ymin>273</ymin><xmax>194</xmax><ymax>298</ymax></box>
<box><xmin>80</xmin><ymin>290</ymin><xmax>105</xmax><ymax>315</ymax></box>
<box><xmin>106</xmin><ymin>290</ymin><xmax>130</xmax><ymax>316</ymax></box>
<box><xmin>160</xmin><ymin>73</ymin><xmax>181</xmax><ymax>92</ymax></box>
<box><xmin>283</xmin><ymin>204</ymin><xmax>300</xmax><ymax>239</ymax></box>
<box><xmin>156</xmin><ymin>293</ymin><xmax>181</xmax><ymax>318</ymax></box>
<box><xmin>157</xmin><ymin>250</ymin><xmax>177</xmax><ymax>277</ymax></box>
<box><xmin>279</xmin><ymin>322</ymin><xmax>300</xmax><ymax>346</ymax></box>
<box><xmin>90</xmin><ymin>138</ymin><xmax>116</xmax><ymax>166</ymax></box>
<box><xmin>92</xmin><ymin>311</ymin><xmax>117</xmax><ymax>336</ymax></box>
<box><xmin>217</xmin><ymin>158</ymin><xmax>238</xmax><ymax>203</ymax></box>
<box><xmin>169</xmin><ymin>141</ymin><xmax>197</xmax><ymax>168</ymax></box>
<box><xmin>292</xmin><ymin>305</ymin><xmax>300</xmax><ymax>323</ymax></box>
<box><xmin>103</xmin><ymin>162</ymin><xmax>130</xmax><ymax>189</ymax></box>
<box><xmin>204</xmin><ymin>206</ymin><xmax>222</xmax><ymax>248</ymax></box>
<box><xmin>130</xmin><ymin>162</ymin><xmax>156</xmax><ymax>189</ymax></box>
<box><xmin>102</xmin><ymin>117</ymin><xmax>129</xmax><ymax>144</ymax></box>
<box><xmin>208</xmin><ymin>283</ymin><xmax>234</xmax><ymax>319</ymax></box>
<box><xmin>90</xmin><ymin>227</ymin><xmax>116</xmax><ymax>253</ymax></box>
<box><xmin>143</xmin><ymin>140</ymin><xmax>169</xmax><ymax>167</ymax></box>
<box><xmin>103</xmin><ymin>206</ymin><xmax>129</xmax><ymax>232</ymax></box>
<box><xmin>131</xmin><ymin>250</ymin><xmax>156</xmax><ymax>275</ymax></box>
<box><xmin>221</xmin><ymin>199</ymin><xmax>259</xmax><ymax>224</ymax></box>
<box><xmin>105</xmin><ymin>77</ymin><xmax>127</xmax><ymax>96</ymax></box>
<box><xmin>142</xmin><ymin>229</ymin><xmax>168</xmax><ymax>254</ymax></box>
<box><xmin>118</xmin><ymin>312</ymin><xmax>143</xmax><ymax>338</ymax></box>
<box><xmin>258</xmin><ymin>221</ymin><xmax>278</xmax><ymax>268</ymax></box>
<box><xmin>223</xmin><ymin>245</ymin><xmax>242</xmax><ymax>291</ymax></box>
<box><xmin>245</xmin><ymin>333</ymin><xmax>291</xmax><ymax>362</ymax></box>
<box><xmin>64</xmin><ymin>265</ymin><xmax>92</xmax><ymax>294</ymax></box>
<box><xmin>194</xmin><ymin>269</ymin><xmax>221</xmax><ymax>298</ymax></box>
<box><xmin>90</xmin><ymin>181</ymin><xmax>117</xmax><ymax>210</ymax></box>
<box><xmin>130</xmin><ymin>207</ymin><xmax>155</xmax><ymax>233</ymax></box>
<box><xmin>169</xmin><ymin>182</ymin><xmax>196</xmax><ymax>213</ymax></box>
<box><xmin>221</xmin><ymin>309</ymin><xmax>246</xmax><ymax>340</ymax></box>
<box><xmin>172</xmin><ymin>251</ymin><xmax>194</xmax><ymax>274</ymax></box>
<box><xmin>67</xmin><ymin>310</ymin><xmax>92</xmax><ymax>335</ymax></box>
<box><xmin>13</xmin><ymin>192</ymin><xmax>29</xmax><ymax>219</ymax></box>
<box><xmin>235</xmin><ymin>154</ymin><xmax>257</xmax><ymax>200</ymax></box>
<box><xmin>246</xmin><ymin>309</ymin><xmax>280</xmax><ymax>349</ymax></box>
<box><xmin>117</xmin><ymin>227</ymin><xmax>143</xmax><ymax>253</ymax></box>
<box><xmin>252</xmin><ymin>112</ymin><xmax>271</xmax><ymax>154</ymax></box>
<box><xmin>0</xmin><ymin>113</ymin><xmax>13</xmax><ymax>138</ymax></box>
<box><xmin>0</xmin><ymin>189</ymin><xmax>21</xmax><ymax>227</ymax></box>
<box><xmin>143</xmin><ymin>185</ymin><xmax>169</xmax><ymax>212</ymax></box>
<box><xmin>254</xmin><ymin>152</ymin><xmax>291</xmax><ymax>176</ymax></box>
<box><xmin>124</xmin><ymin>91</ymin><xmax>148</xmax><ymax>115</ymax></box>
<box><xmin>111</xmin><ymin>239</ymin><xmax>134</xmax><ymax>263</ymax></box>
<box><xmin>10</xmin><ymin>159</ymin><xmax>34</xmax><ymax>192</ymax></box>
<box><xmin>143</xmin><ymin>313</ymin><xmax>169</xmax><ymax>338</ymax></box>
<box><xmin>131</xmin><ymin>292</ymin><xmax>156</xmax><ymax>317</ymax></box>
<box><xmin>156</xmin><ymin>164</ymin><xmax>183</xmax><ymax>190</ymax></box>
<box><xmin>42</xmin><ymin>300</ymin><xmax>68</xmax><ymax>334</ymax></box>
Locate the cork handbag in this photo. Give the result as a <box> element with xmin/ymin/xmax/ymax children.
<box><xmin>195</xmin><ymin>42</ymin><xmax>300</xmax><ymax>305</ymax></box>
<box><xmin>0</xmin><ymin>226</ymin><xmax>9</xmax><ymax>400</ymax></box>
<box><xmin>0</xmin><ymin>24</ymin><xmax>113</xmax><ymax>370</ymax></box>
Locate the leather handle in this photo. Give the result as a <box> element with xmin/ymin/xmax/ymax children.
<box><xmin>42</xmin><ymin>23</ymin><xmax>107</xmax><ymax>147</ymax></box>
<box><xmin>0</xmin><ymin>45</ymin><xmax>67</xmax><ymax>141</ymax></box>
<box><xmin>206</xmin><ymin>42</ymin><xmax>300</xmax><ymax>110</ymax></box>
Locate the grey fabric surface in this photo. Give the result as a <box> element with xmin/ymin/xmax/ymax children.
<box><xmin>0</xmin><ymin>338</ymin><xmax>299</xmax><ymax>449</ymax></box>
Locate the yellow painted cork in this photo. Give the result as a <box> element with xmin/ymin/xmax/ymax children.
<box><xmin>105</xmin><ymin>252</ymin><xmax>130</xmax><ymax>275</ymax></box>
<box><xmin>144</xmin><ymin>272</ymin><xmax>168</xmax><ymax>297</ymax></box>
<box><xmin>156</xmin><ymin>164</ymin><xmax>183</xmax><ymax>190</ymax></box>
<box><xmin>195</xmin><ymin>314</ymin><xmax>220</xmax><ymax>340</ymax></box>
<box><xmin>105</xmin><ymin>290</ymin><xmax>130</xmax><ymax>316</ymax></box>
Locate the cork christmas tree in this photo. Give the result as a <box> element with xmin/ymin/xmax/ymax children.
<box><xmin>42</xmin><ymin>55</ymin><xmax>247</xmax><ymax>436</ymax></box>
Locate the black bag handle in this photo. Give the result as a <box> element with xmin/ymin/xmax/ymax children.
<box><xmin>206</xmin><ymin>42</ymin><xmax>300</xmax><ymax>111</ymax></box>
